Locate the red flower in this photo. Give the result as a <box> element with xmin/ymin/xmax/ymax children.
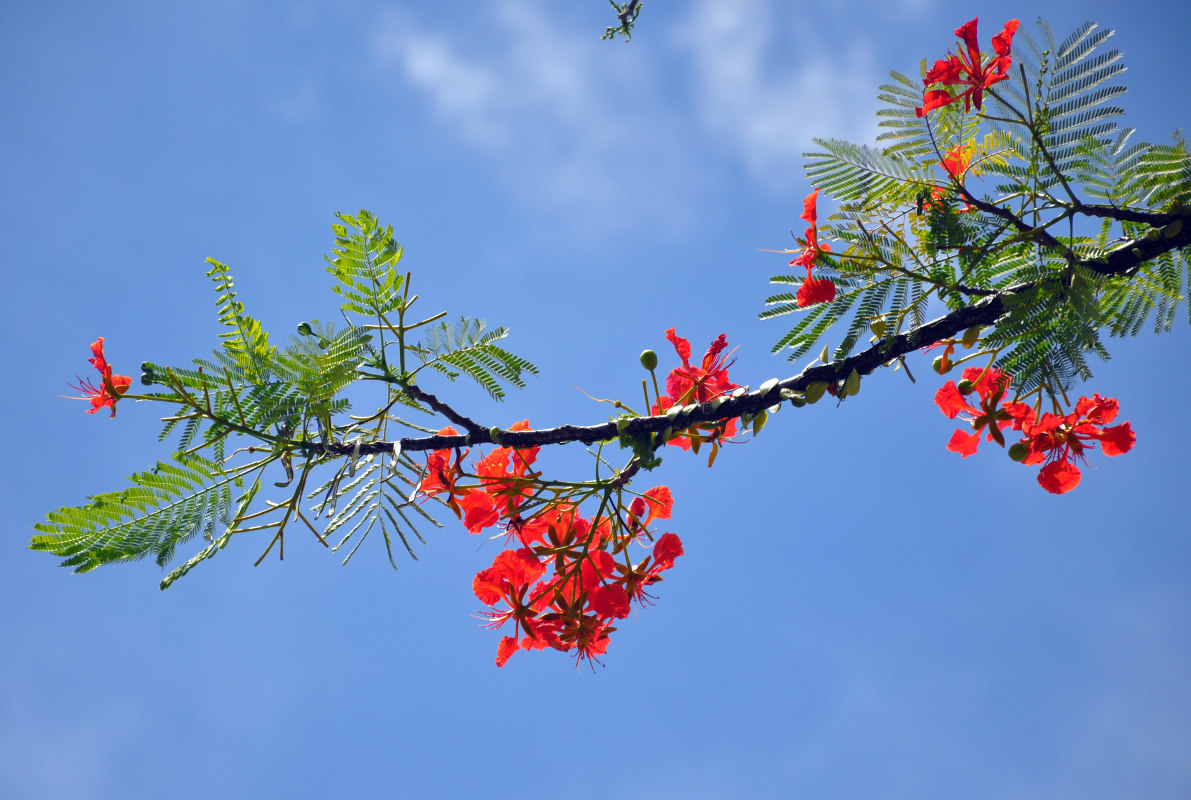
<box><xmin>627</xmin><ymin>486</ymin><xmax>673</xmax><ymax>531</ymax></box>
<box><xmin>615</xmin><ymin>532</ymin><xmax>684</xmax><ymax>607</ymax></box>
<box><xmin>662</xmin><ymin>328</ymin><xmax>737</xmax><ymax>405</ymax></box>
<box><xmin>475</xmin><ymin>420</ymin><xmax>540</xmax><ymax>515</ymax></box>
<box><xmin>1003</xmin><ymin>393</ymin><xmax>1135</xmax><ymax>494</ymax></box>
<box><xmin>70</xmin><ymin>338</ymin><xmax>132</xmax><ymax>418</ymax></box>
<box><xmin>417</xmin><ymin>426</ymin><xmax>472</xmax><ymax>517</ymax></box>
<box><xmin>916</xmin><ymin>18</ymin><xmax>1020</xmax><ymax>116</ymax></box>
<box><xmin>473</xmin><ymin>548</ymin><xmax>556</xmax><ymax>666</ymax></box>
<box><xmin>790</xmin><ymin>189</ymin><xmax>835</xmax><ymax>307</ymax></box>
<box><xmin>933</xmin><ymin>366</ymin><xmax>1013</xmax><ymax>457</ymax></box>
<box><xmin>796</xmin><ymin>278</ymin><xmax>836</xmax><ymax>307</ymax></box>
<box><xmin>650</xmin><ymin>329</ymin><xmax>740</xmax><ymax>454</ymax></box>
<box><xmin>926</xmin><ymin>146</ymin><xmax>974</xmax><ymax>212</ymax></box>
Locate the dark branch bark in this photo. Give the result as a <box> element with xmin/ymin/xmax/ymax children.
<box><xmin>326</xmin><ymin>215</ymin><xmax>1190</xmax><ymax>458</ymax></box>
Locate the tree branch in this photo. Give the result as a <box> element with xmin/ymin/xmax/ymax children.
<box><xmin>324</xmin><ymin>222</ymin><xmax>1189</xmax><ymax>458</ymax></box>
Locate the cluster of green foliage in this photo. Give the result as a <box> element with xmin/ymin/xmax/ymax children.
<box><xmin>33</xmin><ymin>212</ymin><xmax>538</xmax><ymax>586</ymax></box>
<box><xmin>765</xmin><ymin>20</ymin><xmax>1189</xmax><ymax>395</ymax></box>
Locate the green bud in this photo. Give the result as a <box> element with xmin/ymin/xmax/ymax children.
<box><xmin>932</xmin><ymin>356</ymin><xmax>951</xmax><ymax>374</ymax></box>
<box><xmin>1163</xmin><ymin>218</ymin><xmax>1184</xmax><ymax>238</ymax></box>
<box><xmin>805</xmin><ymin>381</ymin><xmax>829</xmax><ymax>404</ymax></box>
<box><xmin>751</xmin><ymin>409</ymin><xmax>768</xmax><ymax>436</ymax></box>
<box><xmin>1008</xmin><ymin>442</ymin><xmax>1028</xmax><ymax>462</ymax></box>
<box><xmin>844</xmin><ymin>369</ymin><xmax>861</xmax><ymax>396</ymax></box>
<box><xmin>870</xmin><ymin>318</ymin><xmax>887</xmax><ymax>337</ymax></box>
<box><xmin>297</xmin><ymin>321</ymin><xmax>315</xmax><ymax>336</ymax></box>
<box><xmin>489</xmin><ymin>426</ymin><xmax>503</xmax><ymax>445</ymax></box>
<box><xmin>957</xmin><ymin>379</ymin><xmax>975</xmax><ymax>395</ymax></box>
<box><xmin>961</xmin><ymin>326</ymin><xmax>981</xmax><ymax>349</ymax></box>
<box><xmin>789</xmin><ymin>396</ymin><xmax>807</xmax><ymax>408</ymax></box>
<box><xmin>139</xmin><ymin>371</ymin><xmax>155</xmax><ymax>386</ymax></box>
<box><xmin>639</xmin><ymin>349</ymin><xmax>658</xmax><ymax>371</ymax></box>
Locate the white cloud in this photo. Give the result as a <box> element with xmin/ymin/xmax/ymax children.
<box><xmin>369</xmin><ymin>1</ymin><xmax>702</xmax><ymax>236</ymax></box>
<box><xmin>672</xmin><ymin>0</ymin><xmax>882</xmax><ymax>186</ymax></box>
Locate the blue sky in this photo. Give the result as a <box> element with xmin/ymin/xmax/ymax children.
<box><xmin>3</xmin><ymin>1</ymin><xmax>1190</xmax><ymax>798</ymax></box>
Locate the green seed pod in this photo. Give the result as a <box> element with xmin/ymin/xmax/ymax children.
<box><xmin>1008</xmin><ymin>442</ymin><xmax>1028</xmax><ymax>462</ymax></box>
<box><xmin>957</xmin><ymin>379</ymin><xmax>975</xmax><ymax>395</ymax></box>
<box><xmin>805</xmin><ymin>381</ymin><xmax>829</xmax><ymax>404</ymax></box>
<box><xmin>639</xmin><ymin>349</ymin><xmax>658</xmax><ymax>371</ymax></box>
<box><xmin>961</xmin><ymin>326</ymin><xmax>981</xmax><ymax>349</ymax></box>
<box><xmin>844</xmin><ymin>369</ymin><xmax>861</xmax><ymax>396</ymax></box>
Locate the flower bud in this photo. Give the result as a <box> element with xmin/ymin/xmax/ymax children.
<box><xmin>1163</xmin><ymin>219</ymin><xmax>1184</xmax><ymax>239</ymax></box>
<box><xmin>297</xmin><ymin>321</ymin><xmax>315</xmax><ymax>336</ymax></box>
<box><xmin>961</xmin><ymin>326</ymin><xmax>981</xmax><ymax>349</ymax></box>
<box><xmin>844</xmin><ymin>369</ymin><xmax>861</xmax><ymax>396</ymax></box>
<box><xmin>489</xmin><ymin>426</ymin><xmax>503</xmax><ymax>445</ymax></box>
<box><xmin>789</xmin><ymin>396</ymin><xmax>807</xmax><ymax>408</ymax></box>
<box><xmin>639</xmin><ymin>349</ymin><xmax>658</xmax><ymax>371</ymax></box>
<box><xmin>870</xmin><ymin>318</ymin><xmax>887</xmax><ymax>337</ymax></box>
<box><xmin>932</xmin><ymin>356</ymin><xmax>951</xmax><ymax>374</ymax></box>
<box><xmin>1008</xmin><ymin>442</ymin><xmax>1028</xmax><ymax>462</ymax></box>
<box><xmin>805</xmin><ymin>381</ymin><xmax>829</xmax><ymax>404</ymax></box>
<box><xmin>957</xmin><ymin>379</ymin><xmax>975</xmax><ymax>395</ymax></box>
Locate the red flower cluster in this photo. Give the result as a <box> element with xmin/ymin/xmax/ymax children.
<box><xmin>70</xmin><ymin>338</ymin><xmax>132</xmax><ymax>417</ymax></box>
<box><xmin>1003</xmin><ymin>395</ymin><xmax>1135</xmax><ymax>494</ymax></box>
<box><xmin>935</xmin><ymin>367</ymin><xmax>1135</xmax><ymax>494</ymax></box>
<box><xmin>650</xmin><ymin>328</ymin><xmax>740</xmax><ymax>454</ymax></box>
<box><xmin>474</xmin><ymin>524</ymin><xmax>682</xmax><ymax>667</ymax></box>
<box><xmin>916</xmin><ymin>18</ymin><xmax>1020</xmax><ymax>117</ymax></box>
<box><xmin>418</xmin><ymin>420</ymin><xmax>683</xmax><ymax>666</ymax></box>
<box><xmin>790</xmin><ymin>189</ymin><xmax>835</xmax><ymax>307</ymax></box>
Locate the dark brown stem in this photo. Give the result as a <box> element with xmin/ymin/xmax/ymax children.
<box><xmin>315</xmin><ymin>215</ymin><xmax>1191</xmax><ymax>458</ymax></box>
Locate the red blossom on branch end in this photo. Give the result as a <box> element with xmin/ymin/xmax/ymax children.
<box><xmin>916</xmin><ymin>18</ymin><xmax>1020</xmax><ymax>117</ymax></box>
<box><xmin>790</xmin><ymin>189</ymin><xmax>835</xmax><ymax>307</ymax></box>
<box><xmin>69</xmin><ymin>338</ymin><xmax>132</xmax><ymax>418</ymax></box>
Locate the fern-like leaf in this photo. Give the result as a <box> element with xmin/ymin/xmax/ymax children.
<box><xmin>31</xmin><ymin>453</ymin><xmax>255</xmax><ymax>575</ymax></box>
<box><xmin>414</xmin><ymin>316</ymin><xmax>538</xmax><ymax>401</ymax></box>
